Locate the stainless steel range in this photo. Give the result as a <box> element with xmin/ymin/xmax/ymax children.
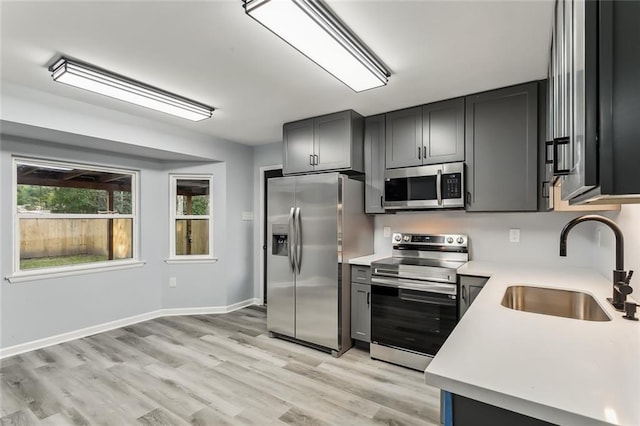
<box><xmin>370</xmin><ymin>233</ymin><xmax>469</xmax><ymax>371</ymax></box>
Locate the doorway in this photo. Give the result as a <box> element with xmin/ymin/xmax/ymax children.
<box><xmin>263</xmin><ymin>168</ymin><xmax>283</xmax><ymax>305</ymax></box>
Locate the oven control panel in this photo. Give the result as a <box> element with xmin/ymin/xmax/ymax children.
<box><xmin>392</xmin><ymin>233</ymin><xmax>467</xmax><ymax>247</ymax></box>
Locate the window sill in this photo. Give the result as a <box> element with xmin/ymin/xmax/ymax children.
<box><xmin>5</xmin><ymin>260</ymin><xmax>146</xmax><ymax>283</ymax></box>
<box><xmin>164</xmin><ymin>257</ymin><xmax>219</xmax><ymax>265</ymax></box>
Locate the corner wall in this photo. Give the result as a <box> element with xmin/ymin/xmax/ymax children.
<box><xmin>1</xmin><ymin>84</ymin><xmax>256</xmax><ymax>350</ymax></box>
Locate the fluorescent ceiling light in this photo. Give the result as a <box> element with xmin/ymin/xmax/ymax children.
<box><xmin>49</xmin><ymin>57</ymin><xmax>214</xmax><ymax>122</ymax></box>
<box><xmin>244</xmin><ymin>0</ymin><xmax>390</xmax><ymax>92</ymax></box>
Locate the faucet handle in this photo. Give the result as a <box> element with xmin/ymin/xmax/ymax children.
<box><xmin>625</xmin><ymin>270</ymin><xmax>634</xmax><ymax>284</ymax></box>
<box><xmin>623</xmin><ymin>301</ymin><xmax>639</xmax><ymax>321</ymax></box>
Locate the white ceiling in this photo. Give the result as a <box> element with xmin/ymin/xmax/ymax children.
<box><xmin>0</xmin><ymin>0</ymin><xmax>553</xmax><ymax>146</ymax></box>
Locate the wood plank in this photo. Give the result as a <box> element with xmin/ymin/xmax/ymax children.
<box><xmin>0</xmin><ymin>307</ymin><xmax>441</xmax><ymax>425</ymax></box>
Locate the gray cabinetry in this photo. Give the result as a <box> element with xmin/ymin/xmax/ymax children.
<box><xmin>385</xmin><ymin>107</ymin><xmax>422</xmax><ymax>169</ymax></box>
<box><xmin>351</xmin><ymin>265</ymin><xmax>371</xmax><ymax>342</ymax></box>
<box><xmin>385</xmin><ymin>99</ymin><xmax>464</xmax><ymax>170</ymax></box>
<box><xmin>550</xmin><ymin>0</ymin><xmax>640</xmax><ymax>204</ymax></box>
<box><xmin>459</xmin><ymin>275</ymin><xmax>488</xmax><ymax>319</ymax></box>
<box><xmin>364</xmin><ymin>115</ymin><xmax>385</xmax><ymax>214</ymax></box>
<box><xmin>465</xmin><ymin>82</ymin><xmax>538</xmax><ymax>211</ymax></box>
<box><xmin>422</xmin><ymin>98</ymin><xmax>465</xmax><ymax>164</ymax></box>
<box><xmin>283</xmin><ymin>118</ymin><xmax>314</xmax><ymax>175</ymax></box>
<box><xmin>283</xmin><ymin>110</ymin><xmax>363</xmax><ymax>176</ymax></box>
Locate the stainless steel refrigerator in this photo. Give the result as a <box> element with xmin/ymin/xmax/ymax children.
<box><xmin>267</xmin><ymin>173</ymin><xmax>373</xmax><ymax>356</ymax></box>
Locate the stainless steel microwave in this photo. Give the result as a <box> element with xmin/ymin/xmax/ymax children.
<box><xmin>383</xmin><ymin>162</ymin><xmax>465</xmax><ymax>210</ymax></box>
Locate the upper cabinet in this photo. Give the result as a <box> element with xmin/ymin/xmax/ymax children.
<box><xmin>465</xmin><ymin>83</ymin><xmax>538</xmax><ymax>212</ymax></box>
<box><xmin>364</xmin><ymin>115</ymin><xmax>385</xmax><ymax>214</ymax></box>
<box><xmin>549</xmin><ymin>0</ymin><xmax>640</xmax><ymax>205</ymax></box>
<box><xmin>283</xmin><ymin>110</ymin><xmax>364</xmax><ymax>176</ymax></box>
<box><xmin>385</xmin><ymin>98</ymin><xmax>464</xmax><ymax>169</ymax></box>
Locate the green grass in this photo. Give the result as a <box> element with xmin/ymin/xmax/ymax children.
<box><xmin>20</xmin><ymin>254</ymin><xmax>109</xmax><ymax>270</ymax></box>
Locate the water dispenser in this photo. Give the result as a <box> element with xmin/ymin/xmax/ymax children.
<box><xmin>271</xmin><ymin>224</ymin><xmax>289</xmax><ymax>256</ymax></box>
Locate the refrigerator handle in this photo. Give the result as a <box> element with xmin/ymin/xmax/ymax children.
<box><xmin>288</xmin><ymin>207</ymin><xmax>295</xmax><ymax>273</ymax></box>
<box><xmin>294</xmin><ymin>207</ymin><xmax>302</xmax><ymax>274</ymax></box>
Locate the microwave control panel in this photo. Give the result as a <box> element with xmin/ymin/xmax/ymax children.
<box><xmin>443</xmin><ymin>173</ymin><xmax>462</xmax><ymax>199</ymax></box>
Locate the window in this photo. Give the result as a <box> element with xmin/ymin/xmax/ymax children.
<box><xmin>13</xmin><ymin>157</ymin><xmax>138</xmax><ymax>276</ymax></box>
<box><xmin>169</xmin><ymin>175</ymin><xmax>214</xmax><ymax>260</ymax></box>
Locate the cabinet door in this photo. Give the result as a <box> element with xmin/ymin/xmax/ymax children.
<box><xmin>385</xmin><ymin>107</ymin><xmax>423</xmax><ymax>169</ymax></box>
<box><xmin>283</xmin><ymin>119</ymin><xmax>314</xmax><ymax>175</ymax></box>
<box><xmin>351</xmin><ymin>282</ymin><xmax>371</xmax><ymax>342</ymax></box>
<box><xmin>314</xmin><ymin>111</ymin><xmax>352</xmax><ymax>172</ymax></box>
<box><xmin>465</xmin><ymin>83</ymin><xmax>538</xmax><ymax>211</ymax></box>
<box><xmin>364</xmin><ymin>115</ymin><xmax>385</xmax><ymax>214</ymax></box>
<box><xmin>459</xmin><ymin>275</ymin><xmax>488</xmax><ymax>319</ymax></box>
<box><xmin>422</xmin><ymin>98</ymin><xmax>465</xmax><ymax>165</ymax></box>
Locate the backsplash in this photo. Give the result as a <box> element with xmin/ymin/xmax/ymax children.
<box><xmin>591</xmin><ymin>205</ymin><xmax>640</xmax><ymax>282</ymax></box>
<box><xmin>374</xmin><ymin>210</ymin><xmax>600</xmax><ymax>269</ymax></box>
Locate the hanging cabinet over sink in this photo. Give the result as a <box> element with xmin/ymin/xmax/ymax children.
<box><xmin>548</xmin><ymin>0</ymin><xmax>640</xmax><ymax>205</ymax></box>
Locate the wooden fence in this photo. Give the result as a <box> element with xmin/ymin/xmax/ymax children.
<box><xmin>20</xmin><ymin>218</ymin><xmax>132</xmax><ymax>259</ymax></box>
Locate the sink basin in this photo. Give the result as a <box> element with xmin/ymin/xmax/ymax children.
<box><xmin>501</xmin><ymin>285</ymin><xmax>611</xmax><ymax>321</ymax></box>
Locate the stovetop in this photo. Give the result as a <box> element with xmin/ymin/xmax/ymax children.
<box><xmin>371</xmin><ymin>256</ymin><xmax>466</xmax><ymax>270</ymax></box>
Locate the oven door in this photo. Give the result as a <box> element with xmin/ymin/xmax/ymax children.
<box><xmin>370</xmin><ymin>280</ymin><xmax>457</xmax><ymax>357</ymax></box>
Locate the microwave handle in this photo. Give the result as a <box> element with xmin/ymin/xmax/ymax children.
<box><xmin>436</xmin><ymin>169</ymin><xmax>442</xmax><ymax>206</ymax></box>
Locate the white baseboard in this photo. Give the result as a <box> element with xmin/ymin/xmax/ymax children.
<box><xmin>0</xmin><ymin>298</ymin><xmax>261</xmax><ymax>359</ymax></box>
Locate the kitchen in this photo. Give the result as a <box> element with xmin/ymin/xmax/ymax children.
<box><xmin>1</xmin><ymin>1</ymin><xmax>640</xmax><ymax>425</ymax></box>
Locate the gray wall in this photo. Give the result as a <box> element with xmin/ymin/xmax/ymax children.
<box><xmin>251</xmin><ymin>142</ymin><xmax>284</xmax><ymax>301</ymax></box>
<box><xmin>1</xmin><ymin>84</ymin><xmax>256</xmax><ymax>349</ymax></box>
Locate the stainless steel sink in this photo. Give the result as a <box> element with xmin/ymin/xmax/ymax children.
<box><xmin>501</xmin><ymin>285</ymin><xmax>611</xmax><ymax>321</ymax></box>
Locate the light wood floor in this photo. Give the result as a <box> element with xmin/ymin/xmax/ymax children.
<box><xmin>0</xmin><ymin>306</ymin><xmax>441</xmax><ymax>425</ymax></box>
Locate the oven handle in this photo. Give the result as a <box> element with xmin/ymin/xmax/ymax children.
<box><xmin>373</xmin><ymin>268</ymin><xmax>454</xmax><ymax>284</ymax></box>
<box><xmin>371</xmin><ymin>276</ymin><xmax>456</xmax><ymax>295</ymax></box>
<box><xmin>399</xmin><ymin>289</ymin><xmax>456</xmax><ymax>306</ymax></box>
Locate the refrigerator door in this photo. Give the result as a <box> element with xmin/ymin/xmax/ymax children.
<box><xmin>294</xmin><ymin>173</ymin><xmax>341</xmax><ymax>350</ymax></box>
<box><xmin>267</xmin><ymin>177</ymin><xmax>296</xmax><ymax>337</ymax></box>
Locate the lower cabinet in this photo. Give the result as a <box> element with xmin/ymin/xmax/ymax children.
<box><xmin>459</xmin><ymin>275</ymin><xmax>488</xmax><ymax>319</ymax></box>
<box><xmin>351</xmin><ymin>265</ymin><xmax>371</xmax><ymax>342</ymax></box>
<box><xmin>449</xmin><ymin>394</ymin><xmax>555</xmax><ymax>426</ymax></box>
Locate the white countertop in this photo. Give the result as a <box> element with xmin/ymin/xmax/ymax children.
<box><xmin>426</xmin><ymin>261</ymin><xmax>640</xmax><ymax>426</ymax></box>
<box><xmin>348</xmin><ymin>253</ymin><xmax>389</xmax><ymax>266</ymax></box>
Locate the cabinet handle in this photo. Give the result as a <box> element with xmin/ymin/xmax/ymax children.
<box><xmin>309</xmin><ymin>154</ymin><xmax>314</xmax><ymax>166</ymax></box>
<box><xmin>380</xmin><ymin>195</ymin><xmax>383</xmax><ymax>208</ymax></box>
<box><xmin>314</xmin><ymin>154</ymin><xmax>319</xmax><ymax>165</ymax></box>
<box><xmin>545</xmin><ymin>141</ymin><xmax>554</xmax><ymax>164</ymax></box>
<box><xmin>423</xmin><ymin>146</ymin><xmax>426</xmax><ymax>160</ymax></box>
<box><xmin>542</xmin><ymin>181</ymin><xmax>550</xmax><ymax>199</ymax></box>
<box><xmin>367</xmin><ymin>292</ymin><xmax>370</xmax><ymax>306</ymax></box>
<box><xmin>466</xmin><ymin>191</ymin><xmax>471</xmax><ymax>206</ymax></box>
<box><xmin>552</xmin><ymin>137</ymin><xmax>570</xmax><ymax>176</ymax></box>
<box><xmin>462</xmin><ymin>285</ymin><xmax>467</xmax><ymax>303</ymax></box>
<box><xmin>417</xmin><ymin>147</ymin><xmax>421</xmax><ymax>159</ymax></box>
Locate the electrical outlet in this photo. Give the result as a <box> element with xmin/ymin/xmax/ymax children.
<box><xmin>169</xmin><ymin>277</ymin><xmax>177</xmax><ymax>288</ymax></box>
<box><xmin>509</xmin><ymin>229</ymin><xmax>521</xmax><ymax>243</ymax></box>
<box><xmin>383</xmin><ymin>227</ymin><xmax>391</xmax><ymax>238</ymax></box>
<box><xmin>241</xmin><ymin>211</ymin><xmax>254</xmax><ymax>221</ymax></box>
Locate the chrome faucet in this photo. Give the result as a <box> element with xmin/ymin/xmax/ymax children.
<box><xmin>559</xmin><ymin>215</ymin><xmax>634</xmax><ymax>313</ymax></box>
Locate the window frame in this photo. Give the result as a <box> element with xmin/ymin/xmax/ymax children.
<box><xmin>168</xmin><ymin>173</ymin><xmax>215</xmax><ymax>262</ymax></box>
<box><xmin>9</xmin><ymin>156</ymin><xmax>141</xmax><ymax>281</ymax></box>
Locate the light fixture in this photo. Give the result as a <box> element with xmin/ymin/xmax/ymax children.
<box><xmin>49</xmin><ymin>57</ymin><xmax>214</xmax><ymax>121</ymax></box>
<box><xmin>243</xmin><ymin>0</ymin><xmax>390</xmax><ymax>92</ymax></box>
